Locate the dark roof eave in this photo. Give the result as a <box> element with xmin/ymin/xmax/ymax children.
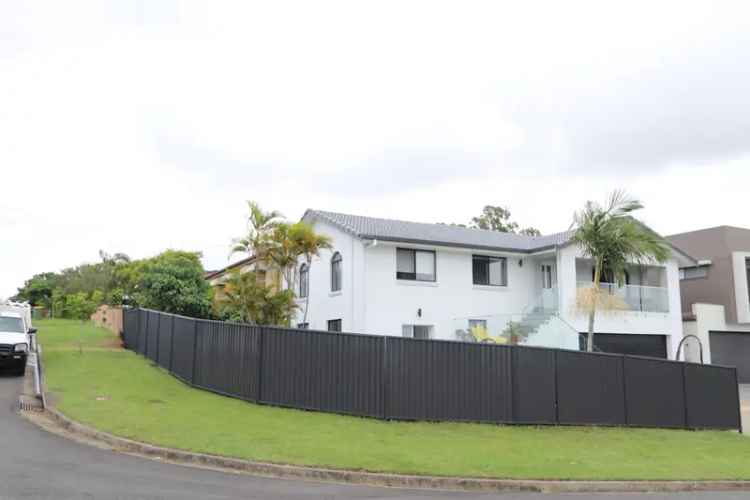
<box><xmin>204</xmin><ymin>256</ymin><xmax>257</xmax><ymax>280</ymax></box>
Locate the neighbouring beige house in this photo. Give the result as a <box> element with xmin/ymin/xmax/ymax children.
<box><xmin>206</xmin><ymin>256</ymin><xmax>280</xmax><ymax>306</ymax></box>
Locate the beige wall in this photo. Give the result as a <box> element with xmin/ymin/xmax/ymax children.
<box><xmin>91</xmin><ymin>305</ymin><xmax>123</xmax><ymax>334</ymax></box>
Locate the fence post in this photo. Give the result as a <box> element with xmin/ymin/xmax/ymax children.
<box><xmin>735</xmin><ymin>367</ymin><xmax>743</xmax><ymax>433</ymax></box>
<box><xmin>155</xmin><ymin>312</ymin><xmax>161</xmax><ymax>363</ymax></box>
<box><xmin>169</xmin><ymin>314</ymin><xmax>176</xmax><ymax>373</ymax></box>
<box><xmin>142</xmin><ymin>310</ymin><xmax>149</xmax><ymax>358</ymax></box>
<box><xmin>509</xmin><ymin>347</ymin><xmax>516</xmax><ymax>423</ymax></box>
<box><xmin>681</xmin><ymin>363</ymin><xmax>690</xmax><ymax>429</ymax></box>
<box><xmin>621</xmin><ymin>355</ymin><xmax>629</xmax><ymax>426</ymax></box>
<box><xmin>553</xmin><ymin>350</ymin><xmax>559</xmax><ymax>424</ymax></box>
<box><xmin>134</xmin><ymin>309</ymin><xmax>140</xmax><ymax>353</ymax></box>
<box><xmin>256</xmin><ymin>327</ymin><xmax>264</xmax><ymax>403</ymax></box>
<box><xmin>191</xmin><ymin>319</ymin><xmax>199</xmax><ymax>385</ymax></box>
<box><xmin>381</xmin><ymin>336</ymin><xmax>388</xmax><ymax>420</ymax></box>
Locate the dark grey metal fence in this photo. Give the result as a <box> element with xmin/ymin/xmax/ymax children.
<box><xmin>122</xmin><ymin>308</ymin><xmax>742</xmax><ymax>431</ymax></box>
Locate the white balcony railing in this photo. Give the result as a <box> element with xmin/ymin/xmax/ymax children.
<box><xmin>576</xmin><ymin>282</ymin><xmax>669</xmax><ymax>313</ymax></box>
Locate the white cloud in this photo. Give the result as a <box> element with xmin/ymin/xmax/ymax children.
<box><xmin>2</xmin><ymin>0</ymin><xmax>750</xmax><ymax>297</ymax></box>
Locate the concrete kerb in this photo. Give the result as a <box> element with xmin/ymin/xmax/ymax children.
<box><xmin>18</xmin><ymin>360</ymin><xmax>750</xmax><ymax>493</ymax></box>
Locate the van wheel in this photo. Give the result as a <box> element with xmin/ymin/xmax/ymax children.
<box><xmin>14</xmin><ymin>366</ymin><xmax>26</xmax><ymax>377</ymax></box>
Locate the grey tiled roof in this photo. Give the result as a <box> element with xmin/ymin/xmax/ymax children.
<box><xmin>305</xmin><ymin>210</ymin><xmax>575</xmax><ymax>253</ymax></box>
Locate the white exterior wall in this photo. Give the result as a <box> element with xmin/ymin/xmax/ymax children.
<box><xmin>294</xmin><ymin>219</ymin><xmax>685</xmax><ymax>358</ymax></box>
<box><xmin>731</xmin><ymin>251</ymin><xmax>750</xmax><ymax>324</ymax></box>
<box><xmin>295</xmin><ymin>219</ymin><xmax>541</xmax><ymax>338</ymax></box>
<box><xmin>362</xmin><ymin>241</ymin><xmax>536</xmax><ymax>339</ymax></box>
<box><xmin>292</xmin><ymin>221</ymin><xmax>365</xmax><ymax>332</ymax></box>
<box><xmin>557</xmin><ymin>244</ymin><xmax>684</xmax><ymax>359</ymax></box>
<box><xmin>682</xmin><ymin>303</ymin><xmax>750</xmax><ymax>364</ymax></box>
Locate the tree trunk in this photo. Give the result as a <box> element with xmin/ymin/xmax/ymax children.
<box><xmin>302</xmin><ymin>258</ymin><xmax>312</xmax><ymax>325</ymax></box>
<box><xmin>587</xmin><ymin>259</ymin><xmax>603</xmax><ymax>352</ymax></box>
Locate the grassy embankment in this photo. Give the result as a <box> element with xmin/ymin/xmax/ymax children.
<box><xmin>38</xmin><ymin>318</ymin><xmax>750</xmax><ymax>480</ymax></box>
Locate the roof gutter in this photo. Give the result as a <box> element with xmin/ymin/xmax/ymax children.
<box><xmin>360</xmin><ymin>235</ymin><xmax>545</xmax><ymax>254</ymax></box>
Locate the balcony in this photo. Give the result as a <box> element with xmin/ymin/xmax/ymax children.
<box><xmin>576</xmin><ymin>282</ymin><xmax>669</xmax><ymax>313</ymax></box>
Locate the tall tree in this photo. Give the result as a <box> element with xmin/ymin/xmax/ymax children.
<box><xmin>571</xmin><ymin>190</ymin><xmax>671</xmax><ymax>352</ymax></box>
<box><xmin>138</xmin><ymin>250</ymin><xmax>212</xmax><ymax>318</ymax></box>
<box><xmin>230</xmin><ymin>201</ymin><xmax>284</xmax><ymax>262</ymax></box>
<box><xmin>470</xmin><ymin>205</ymin><xmax>540</xmax><ymax>236</ymax></box>
<box><xmin>14</xmin><ymin>272</ymin><xmax>59</xmax><ymax>307</ymax></box>
<box><xmin>291</xmin><ymin>223</ymin><xmax>333</xmax><ymax>324</ymax></box>
<box><xmin>265</xmin><ymin>223</ymin><xmax>301</xmax><ymax>291</ymax></box>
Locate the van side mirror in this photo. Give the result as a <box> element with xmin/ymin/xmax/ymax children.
<box><xmin>28</xmin><ymin>327</ymin><xmax>37</xmax><ymax>334</ymax></box>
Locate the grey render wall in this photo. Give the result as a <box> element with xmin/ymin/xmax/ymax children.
<box><xmin>121</xmin><ymin>308</ymin><xmax>742</xmax><ymax>431</ymax></box>
<box><xmin>669</xmin><ymin>226</ymin><xmax>750</xmax><ymax>323</ymax></box>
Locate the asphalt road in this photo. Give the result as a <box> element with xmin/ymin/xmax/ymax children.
<box><xmin>0</xmin><ymin>374</ymin><xmax>748</xmax><ymax>500</ymax></box>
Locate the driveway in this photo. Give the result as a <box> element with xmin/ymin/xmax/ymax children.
<box><xmin>0</xmin><ymin>375</ymin><xmax>748</xmax><ymax>499</ymax></box>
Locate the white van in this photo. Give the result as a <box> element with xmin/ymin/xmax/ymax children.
<box><xmin>0</xmin><ymin>310</ymin><xmax>35</xmax><ymax>376</ymax></box>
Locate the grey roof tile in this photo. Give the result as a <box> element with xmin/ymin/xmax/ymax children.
<box><xmin>306</xmin><ymin>210</ymin><xmax>574</xmax><ymax>253</ymax></box>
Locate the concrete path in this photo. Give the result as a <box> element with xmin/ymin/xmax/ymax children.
<box><xmin>740</xmin><ymin>384</ymin><xmax>750</xmax><ymax>434</ymax></box>
<box><xmin>0</xmin><ymin>373</ymin><xmax>748</xmax><ymax>499</ymax></box>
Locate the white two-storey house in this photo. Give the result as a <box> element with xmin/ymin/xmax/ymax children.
<box><xmin>292</xmin><ymin>210</ymin><xmax>696</xmax><ymax>359</ymax></box>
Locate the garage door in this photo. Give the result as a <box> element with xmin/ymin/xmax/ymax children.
<box><xmin>709</xmin><ymin>331</ymin><xmax>750</xmax><ymax>383</ymax></box>
<box><xmin>579</xmin><ymin>333</ymin><xmax>668</xmax><ymax>358</ymax></box>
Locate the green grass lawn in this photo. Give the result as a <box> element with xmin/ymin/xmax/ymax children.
<box><xmin>37</xmin><ymin>318</ymin><xmax>750</xmax><ymax>480</ymax></box>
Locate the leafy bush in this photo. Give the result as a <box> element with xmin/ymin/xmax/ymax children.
<box><xmin>216</xmin><ymin>270</ymin><xmax>298</xmax><ymax>325</ymax></box>
<box><xmin>136</xmin><ymin>250</ymin><xmax>212</xmax><ymax>318</ymax></box>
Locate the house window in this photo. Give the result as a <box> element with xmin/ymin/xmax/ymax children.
<box><xmin>541</xmin><ymin>264</ymin><xmax>553</xmax><ymax>289</ymax></box>
<box><xmin>331</xmin><ymin>252</ymin><xmax>342</xmax><ymax>292</ymax></box>
<box><xmin>299</xmin><ymin>263</ymin><xmax>309</xmax><ymax>298</ymax></box>
<box><xmin>297</xmin><ymin>322</ymin><xmax>309</xmax><ymax>330</ymax></box>
<box><xmin>327</xmin><ymin>319</ymin><xmax>342</xmax><ymax>332</ymax></box>
<box><xmin>473</xmin><ymin>255</ymin><xmax>507</xmax><ymax>286</ymax></box>
<box><xmin>402</xmin><ymin>324</ymin><xmax>431</xmax><ymax>339</ymax></box>
<box><xmin>679</xmin><ymin>267</ymin><xmax>707</xmax><ymax>280</ymax></box>
<box><xmin>594</xmin><ymin>267</ymin><xmax>630</xmax><ymax>285</ymax></box>
<box><xmin>397</xmin><ymin>248</ymin><xmax>436</xmax><ymax>282</ymax></box>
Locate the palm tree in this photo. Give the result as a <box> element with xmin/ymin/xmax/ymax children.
<box><xmin>291</xmin><ymin>223</ymin><xmax>333</xmax><ymax>324</ymax></box>
<box><xmin>219</xmin><ymin>269</ymin><xmax>298</xmax><ymax>325</ymax></box>
<box><xmin>230</xmin><ymin>201</ymin><xmax>284</xmax><ymax>262</ymax></box>
<box><xmin>265</xmin><ymin>223</ymin><xmax>301</xmax><ymax>291</ymax></box>
<box><xmin>571</xmin><ymin>190</ymin><xmax>671</xmax><ymax>352</ymax></box>
<box><xmin>265</xmin><ymin>222</ymin><xmax>332</xmax><ymax>312</ymax></box>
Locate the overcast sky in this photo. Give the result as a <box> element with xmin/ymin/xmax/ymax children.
<box><xmin>2</xmin><ymin>1</ymin><xmax>750</xmax><ymax>298</ymax></box>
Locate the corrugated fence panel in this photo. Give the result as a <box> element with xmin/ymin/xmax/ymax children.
<box><xmin>157</xmin><ymin>314</ymin><xmax>174</xmax><ymax>370</ymax></box>
<box><xmin>512</xmin><ymin>347</ymin><xmax>557</xmax><ymax>424</ymax></box>
<box><xmin>685</xmin><ymin>364</ymin><xmax>741</xmax><ymax>429</ymax></box>
<box><xmin>624</xmin><ymin>357</ymin><xmax>686</xmax><ymax>428</ymax></box>
<box><xmin>386</xmin><ymin>338</ymin><xmax>512</xmax><ymax>423</ymax></box>
<box><xmin>171</xmin><ymin>316</ymin><xmax>197</xmax><ymax>383</ymax></box>
<box><xmin>193</xmin><ymin>321</ymin><xmax>259</xmax><ymax>401</ymax></box>
<box><xmin>122</xmin><ymin>309</ymin><xmax>138</xmax><ymax>349</ymax></box>
<box><xmin>136</xmin><ymin>309</ymin><xmax>148</xmax><ymax>355</ymax></box>
<box><xmin>145</xmin><ymin>310</ymin><xmax>160</xmax><ymax>362</ymax></box>
<box><xmin>557</xmin><ymin>351</ymin><xmax>626</xmax><ymax>425</ymax></box>
<box><xmin>260</xmin><ymin>328</ymin><xmax>383</xmax><ymax>417</ymax></box>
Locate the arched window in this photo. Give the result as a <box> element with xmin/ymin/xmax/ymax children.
<box><xmin>299</xmin><ymin>263</ymin><xmax>309</xmax><ymax>298</ymax></box>
<box><xmin>331</xmin><ymin>252</ymin><xmax>342</xmax><ymax>292</ymax></box>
